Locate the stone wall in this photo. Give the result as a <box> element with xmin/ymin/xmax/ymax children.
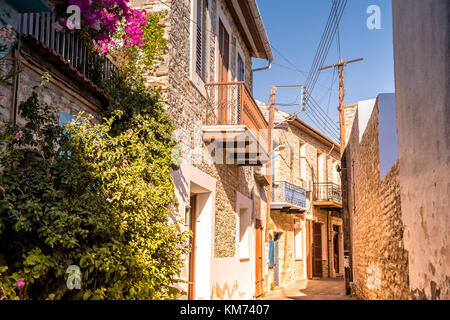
<box><xmin>343</xmin><ymin>100</ymin><xmax>410</xmax><ymax>299</ymax></box>
<box><xmin>1</xmin><ymin>44</ymin><xmax>104</xmax><ymax>127</ymax></box>
<box><xmin>257</xmin><ymin>101</ymin><xmax>343</xmax><ymax>289</ymax></box>
<box><xmin>130</xmin><ymin>0</ymin><xmax>269</xmax><ymax>299</ymax></box>
<box><xmin>131</xmin><ymin>0</ymin><xmax>262</xmax><ymax>259</ymax></box>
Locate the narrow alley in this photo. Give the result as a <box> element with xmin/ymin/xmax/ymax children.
<box><xmin>262</xmin><ymin>279</ymin><xmax>354</xmax><ymax>300</ymax></box>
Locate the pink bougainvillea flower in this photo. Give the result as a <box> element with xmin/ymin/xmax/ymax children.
<box><xmin>127</xmin><ymin>129</ymin><xmax>133</xmax><ymax>138</ymax></box>
<box><xmin>63</xmin><ymin>0</ymin><xmax>149</xmax><ymax>55</ymax></box>
<box><xmin>15</xmin><ymin>130</ymin><xmax>24</xmax><ymax>141</ymax></box>
<box><xmin>16</xmin><ymin>279</ymin><xmax>25</xmax><ymax>287</ymax></box>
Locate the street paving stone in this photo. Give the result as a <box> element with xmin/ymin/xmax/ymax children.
<box><xmin>261</xmin><ymin>278</ymin><xmax>355</xmax><ymax>300</ymax></box>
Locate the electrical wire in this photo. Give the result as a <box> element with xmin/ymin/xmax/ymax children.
<box><xmin>305</xmin><ymin>0</ymin><xmax>341</xmax><ymax>90</ymax></box>
<box><xmin>307</xmin><ymin>0</ymin><xmax>347</xmax><ymax>95</ymax></box>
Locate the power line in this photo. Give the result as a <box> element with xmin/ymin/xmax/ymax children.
<box><xmin>307</xmin><ymin>0</ymin><xmax>347</xmax><ymax>95</ymax></box>
<box><xmin>295</xmin><ymin>0</ymin><xmax>347</xmax><ymax>140</ymax></box>
<box><xmin>305</xmin><ymin>0</ymin><xmax>341</xmax><ymax>90</ymax></box>
<box><xmin>305</xmin><ymin>91</ymin><xmax>339</xmax><ymax>130</ymax></box>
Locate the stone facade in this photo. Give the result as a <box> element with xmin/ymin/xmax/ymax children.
<box><xmin>257</xmin><ymin>101</ymin><xmax>344</xmax><ymax>292</ymax></box>
<box><xmin>0</xmin><ymin>32</ymin><xmax>105</xmax><ymax>131</ymax></box>
<box><xmin>343</xmin><ymin>99</ymin><xmax>410</xmax><ymax>299</ymax></box>
<box><xmin>130</xmin><ymin>0</ymin><xmax>269</xmax><ymax>299</ymax></box>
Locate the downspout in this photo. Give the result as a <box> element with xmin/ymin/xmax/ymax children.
<box><xmin>252</xmin><ymin>60</ymin><xmax>272</xmax><ymax>72</ymax></box>
<box><xmin>11</xmin><ymin>27</ymin><xmax>22</xmax><ymax>125</ymax></box>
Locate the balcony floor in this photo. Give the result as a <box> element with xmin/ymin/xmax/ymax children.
<box><xmin>312</xmin><ymin>200</ymin><xmax>342</xmax><ymax>209</ymax></box>
<box><xmin>202</xmin><ymin>125</ymin><xmax>269</xmax><ymax>166</ymax></box>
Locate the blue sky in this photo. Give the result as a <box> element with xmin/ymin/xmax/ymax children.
<box><xmin>252</xmin><ymin>0</ymin><xmax>395</xmax><ymax>140</ymax></box>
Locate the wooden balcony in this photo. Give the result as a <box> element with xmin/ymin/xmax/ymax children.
<box><xmin>313</xmin><ymin>182</ymin><xmax>342</xmax><ymax>209</ymax></box>
<box><xmin>202</xmin><ymin>82</ymin><xmax>269</xmax><ymax>166</ymax></box>
<box><xmin>18</xmin><ymin>12</ymin><xmax>116</xmax><ymax>88</ymax></box>
<box><xmin>271</xmin><ymin>181</ymin><xmax>307</xmax><ymax>213</ymax></box>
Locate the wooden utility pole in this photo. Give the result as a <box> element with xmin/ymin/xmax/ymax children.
<box><xmin>319</xmin><ymin>58</ymin><xmax>363</xmax><ymax>296</ymax></box>
<box><xmin>266</xmin><ymin>86</ymin><xmax>276</xmax><ymax>239</ymax></box>
<box><xmin>319</xmin><ymin>58</ymin><xmax>363</xmax><ymax>156</ymax></box>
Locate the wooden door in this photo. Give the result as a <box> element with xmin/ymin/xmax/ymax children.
<box><xmin>255</xmin><ymin>222</ymin><xmax>263</xmax><ymax>297</ymax></box>
<box><xmin>188</xmin><ymin>196</ymin><xmax>197</xmax><ymax>300</ymax></box>
<box><xmin>312</xmin><ymin>222</ymin><xmax>323</xmax><ymax>278</ymax></box>
<box><xmin>333</xmin><ymin>225</ymin><xmax>340</xmax><ymax>274</ymax></box>
<box><xmin>306</xmin><ymin>220</ymin><xmax>313</xmax><ymax>279</ymax></box>
<box><xmin>218</xmin><ymin>20</ymin><xmax>229</xmax><ymax>124</ymax></box>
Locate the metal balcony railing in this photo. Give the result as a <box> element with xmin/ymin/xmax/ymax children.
<box><xmin>18</xmin><ymin>12</ymin><xmax>116</xmax><ymax>87</ymax></box>
<box><xmin>313</xmin><ymin>182</ymin><xmax>342</xmax><ymax>204</ymax></box>
<box><xmin>204</xmin><ymin>82</ymin><xmax>269</xmax><ymax>152</ymax></box>
<box><xmin>272</xmin><ymin>181</ymin><xmax>307</xmax><ymax>210</ymax></box>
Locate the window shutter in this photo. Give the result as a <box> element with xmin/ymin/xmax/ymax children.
<box><xmin>269</xmin><ymin>240</ymin><xmax>275</xmax><ymax>267</ymax></box>
<box><xmin>201</xmin><ymin>0</ymin><xmax>207</xmax><ymax>81</ymax></box>
<box><xmin>195</xmin><ymin>0</ymin><xmax>202</xmax><ymax>76</ymax></box>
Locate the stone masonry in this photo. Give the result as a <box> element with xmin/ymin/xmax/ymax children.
<box><xmin>257</xmin><ymin>101</ymin><xmax>343</xmax><ymax>291</ymax></box>
<box><xmin>343</xmin><ymin>99</ymin><xmax>410</xmax><ymax>300</ymax></box>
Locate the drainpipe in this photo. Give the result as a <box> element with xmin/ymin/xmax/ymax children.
<box><xmin>11</xmin><ymin>29</ymin><xmax>22</xmax><ymax>125</ymax></box>
<box><xmin>252</xmin><ymin>60</ymin><xmax>272</xmax><ymax>73</ymax></box>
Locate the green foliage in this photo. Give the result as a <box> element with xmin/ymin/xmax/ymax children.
<box><xmin>0</xmin><ymin>77</ymin><xmax>189</xmax><ymax>299</ymax></box>
<box><xmin>111</xmin><ymin>12</ymin><xmax>168</xmax><ymax>87</ymax></box>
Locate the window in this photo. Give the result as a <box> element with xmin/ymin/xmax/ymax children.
<box><xmin>60</xmin><ymin>111</ymin><xmax>75</xmax><ymax>127</ymax></box>
<box><xmin>332</xmin><ymin>160</ymin><xmax>339</xmax><ymax>185</ymax></box>
<box><xmin>238</xmin><ymin>207</ymin><xmax>250</xmax><ymax>259</ymax></box>
<box><xmin>195</xmin><ymin>0</ymin><xmax>208</xmax><ymax>81</ymax></box>
<box><xmin>294</xmin><ymin>228</ymin><xmax>303</xmax><ymax>260</ymax></box>
<box><xmin>237</xmin><ymin>54</ymin><xmax>244</xmax><ymax>82</ymax></box>
<box><xmin>299</xmin><ymin>141</ymin><xmax>306</xmax><ymax>180</ymax></box>
<box><xmin>317</xmin><ymin>151</ymin><xmax>324</xmax><ymax>182</ymax></box>
<box><xmin>59</xmin><ymin>112</ymin><xmax>76</xmax><ymax>157</ymax></box>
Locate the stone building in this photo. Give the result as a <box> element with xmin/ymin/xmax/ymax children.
<box><xmin>342</xmin><ymin>0</ymin><xmax>449</xmax><ymax>300</ymax></box>
<box><xmin>0</xmin><ymin>0</ymin><xmax>110</xmax><ymax>128</ymax></box>
<box><xmin>257</xmin><ymin>101</ymin><xmax>344</xmax><ymax>292</ymax></box>
<box><xmin>129</xmin><ymin>0</ymin><xmax>274</xmax><ymax>299</ymax></box>
<box><xmin>342</xmin><ymin>94</ymin><xmax>410</xmax><ymax>300</ymax></box>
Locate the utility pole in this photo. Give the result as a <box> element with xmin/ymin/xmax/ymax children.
<box><xmin>319</xmin><ymin>57</ymin><xmax>363</xmax><ymax>296</ymax></box>
<box><xmin>319</xmin><ymin>58</ymin><xmax>363</xmax><ymax>156</ymax></box>
<box><xmin>266</xmin><ymin>86</ymin><xmax>276</xmax><ymax>240</ymax></box>
<box><xmin>265</xmin><ymin>85</ymin><xmax>304</xmax><ymax>238</ymax></box>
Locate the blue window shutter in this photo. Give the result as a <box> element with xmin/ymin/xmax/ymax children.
<box><xmin>269</xmin><ymin>240</ymin><xmax>275</xmax><ymax>267</ymax></box>
<box><xmin>59</xmin><ymin>112</ymin><xmax>75</xmax><ymax>157</ymax></box>
<box><xmin>59</xmin><ymin>112</ymin><xmax>75</xmax><ymax>126</ymax></box>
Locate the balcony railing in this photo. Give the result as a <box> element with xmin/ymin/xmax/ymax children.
<box><xmin>313</xmin><ymin>182</ymin><xmax>342</xmax><ymax>204</ymax></box>
<box><xmin>272</xmin><ymin>181</ymin><xmax>307</xmax><ymax>210</ymax></box>
<box><xmin>18</xmin><ymin>12</ymin><xmax>116</xmax><ymax>87</ymax></box>
<box><xmin>204</xmin><ymin>82</ymin><xmax>269</xmax><ymax>152</ymax></box>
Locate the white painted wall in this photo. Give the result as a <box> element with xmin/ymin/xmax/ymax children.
<box><xmin>212</xmin><ymin>191</ymin><xmax>255</xmax><ymax>300</ymax></box>
<box><xmin>171</xmin><ymin>164</ymin><xmax>216</xmax><ymax>300</ymax></box>
<box><xmin>357</xmin><ymin>98</ymin><xmax>377</xmax><ymax>142</ymax></box>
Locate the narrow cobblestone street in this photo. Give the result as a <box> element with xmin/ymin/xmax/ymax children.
<box><xmin>262</xmin><ymin>279</ymin><xmax>354</xmax><ymax>300</ymax></box>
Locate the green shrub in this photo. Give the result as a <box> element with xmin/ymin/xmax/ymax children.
<box><xmin>0</xmin><ymin>78</ymin><xmax>189</xmax><ymax>300</ymax></box>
